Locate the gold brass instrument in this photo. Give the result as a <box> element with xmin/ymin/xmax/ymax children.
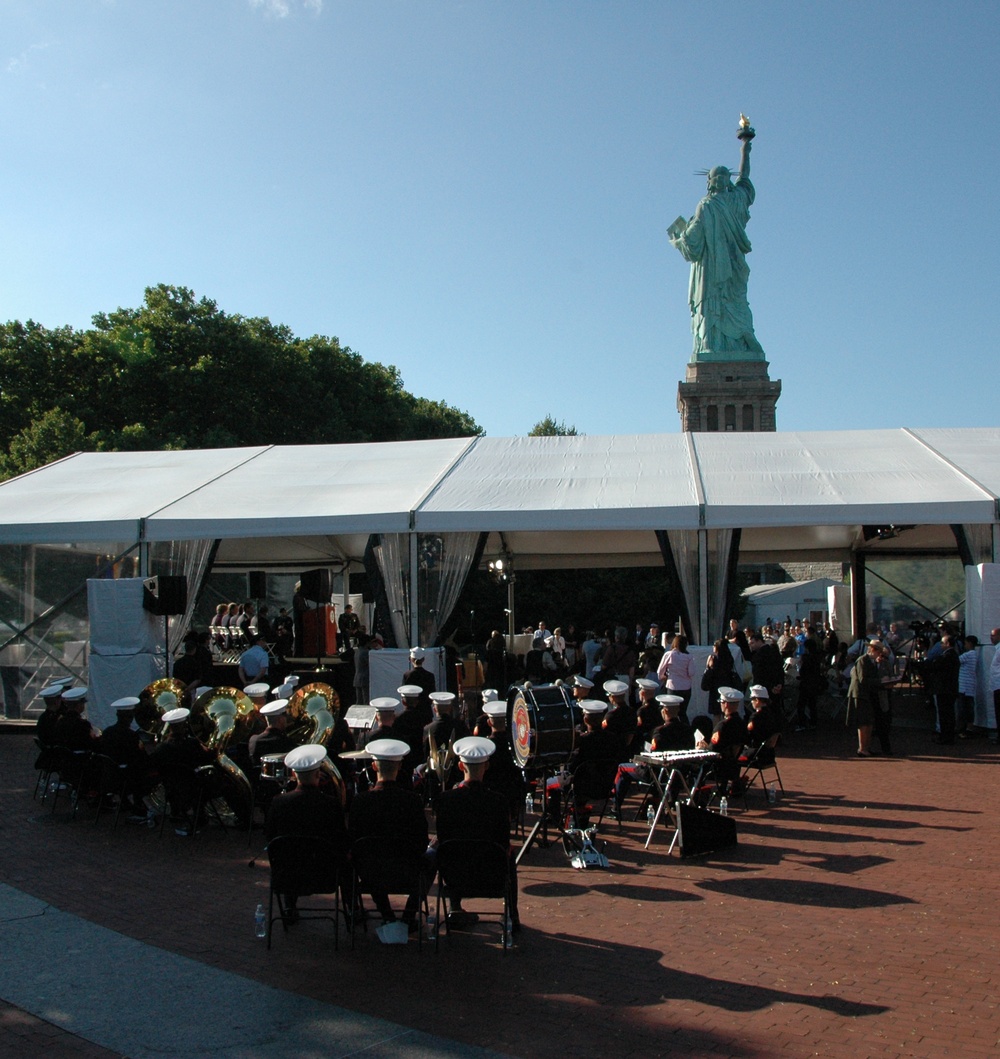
<box><xmin>141</xmin><ymin>677</ymin><xmax>189</xmax><ymax>740</ymax></box>
<box><xmin>196</xmin><ymin>688</ymin><xmax>254</xmax><ymax>752</ymax></box>
<box><xmin>427</xmin><ymin>730</ymin><xmax>458</xmax><ymax>789</ymax></box>
<box><xmin>286</xmin><ymin>682</ymin><xmax>346</xmax><ymax>805</ymax></box>
<box><xmin>287</xmin><ymin>682</ymin><xmax>340</xmax><ymax>747</ymax></box>
<box><xmin>144</xmin><ymin>677</ymin><xmax>187</xmax><ymax>712</ymax></box>
<box><xmin>194</xmin><ymin>686</ymin><xmax>254</xmax><ymax>824</ymax></box>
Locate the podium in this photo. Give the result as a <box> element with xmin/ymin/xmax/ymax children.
<box><xmin>302</xmin><ymin>605</ymin><xmax>338</xmax><ymax>657</ymax></box>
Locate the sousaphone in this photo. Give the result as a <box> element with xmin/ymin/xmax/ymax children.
<box><xmin>144</xmin><ymin>677</ymin><xmax>187</xmax><ymax>714</ymax></box>
<box><xmin>287</xmin><ymin>682</ymin><xmax>341</xmax><ymax>746</ymax></box>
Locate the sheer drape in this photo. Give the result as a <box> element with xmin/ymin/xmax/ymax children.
<box><xmin>374</xmin><ymin>532</ymin><xmax>485</xmax><ymax>648</ymax></box>
<box><xmin>148</xmin><ymin>539</ymin><xmax>216</xmax><ymax>655</ymax></box>
<box><xmin>659</xmin><ymin>528</ymin><xmax>740</xmax><ymax>645</ymax></box>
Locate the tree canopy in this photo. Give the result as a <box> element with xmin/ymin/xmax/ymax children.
<box><xmin>0</xmin><ymin>285</ymin><xmax>480</xmax><ymax>479</ymax></box>
<box><xmin>528</xmin><ymin>415</ymin><xmax>578</xmax><ymax>436</ymax></box>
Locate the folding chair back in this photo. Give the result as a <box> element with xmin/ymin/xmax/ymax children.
<box><xmin>351</xmin><ymin>834</ymin><xmax>430</xmax><ymax>946</ymax></box>
<box><xmin>265</xmin><ymin>833</ymin><xmax>346</xmax><ymax>949</ymax></box>
<box><xmin>434</xmin><ymin>839</ymin><xmax>511</xmax><ymax>951</ymax></box>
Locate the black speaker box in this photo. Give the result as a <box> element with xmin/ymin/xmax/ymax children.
<box><xmin>300</xmin><ymin>568</ymin><xmax>332</xmax><ymax>603</ymax></box>
<box><xmin>142</xmin><ymin>575</ymin><xmax>188</xmax><ymax>616</ymax></box>
<box><xmin>247</xmin><ymin>570</ymin><xmax>267</xmax><ymax>598</ymax></box>
<box><xmin>677</xmin><ymin>801</ymin><xmax>738</xmax><ymax>858</ymax></box>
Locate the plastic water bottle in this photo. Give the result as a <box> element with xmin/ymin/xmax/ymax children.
<box><xmin>719</xmin><ymin>796</ymin><xmax>729</xmax><ymax>817</ymax></box>
<box><xmin>503</xmin><ymin>914</ymin><xmax>514</xmax><ymax>949</ymax></box>
<box><xmin>254</xmin><ymin>903</ymin><xmax>266</xmax><ymax>939</ymax></box>
<box><xmin>768</xmin><ymin>784</ymin><xmax>777</xmax><ymax>805</ymax></box>
<box><xmin>426</xmin><ymin>914</ymin><xmax>437</xmax><ymax>941</ymax></box>
<box><xmin>525</xmin><ymin>792</ymin><xmax>534</xmax><ymax>815</ymax></box>
<box><xmin>646</xmin><ymin>804</ymin><xmax>655</xmax><ymax>826</ymax></box>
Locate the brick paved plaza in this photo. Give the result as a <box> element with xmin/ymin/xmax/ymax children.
<box><xmin>1</xmin><ymin>724</ymin><xmax>996</xmax><ymax>1059</ymax></box>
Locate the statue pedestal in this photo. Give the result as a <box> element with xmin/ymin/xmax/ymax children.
<box><xmin>676</xmin><ymin>359</ymin><xmax>781</xmax><ymax>432</ymax></box>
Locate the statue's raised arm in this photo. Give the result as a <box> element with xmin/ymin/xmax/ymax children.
<box><xmin>667</xmin><ymin>115</ymin><xmax>763</xmax><ymax>362</ymax></box>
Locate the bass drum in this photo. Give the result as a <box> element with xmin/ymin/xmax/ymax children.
<box><xmin>508</xmin><ymin>684</ymin><xmax>580</xmax><ymax>769</ymax></box>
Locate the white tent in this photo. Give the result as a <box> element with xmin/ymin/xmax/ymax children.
<box><xmin>0</xmin><ymin>427</ymin><xmax>997</xmax><ymax>644</ymax></box>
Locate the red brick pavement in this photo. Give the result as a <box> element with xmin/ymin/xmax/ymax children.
<box><xmin>2</xmin><ymin>726</ymin><xmax>998</xmax><ymax>1059</ymax></box>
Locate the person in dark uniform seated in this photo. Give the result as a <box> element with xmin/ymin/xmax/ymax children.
<box><xmin>402</xmin><ymin>647</ymin><xmax>436</xmax><ymax>718</ymax></box>
<box><xmin>744</xmin><ymin>685</ymin><xmax>780</xmax><ymax>750</ymax></box>
<box><xmin>711</xmin><ymin>689</ymin><xmax>748</xmax><ymax>797</ymax></box>
<box><xmin>34</xmin><ymin>684</ymin><xmax>69</xmax><ymax>776</ymax></box>
<box><xmin>100</xmin><ymin>696</ymin><xmax>154</xmax><ymax>817</ymax></box>
<box><xmin>651</xmin><ymin>695</ymin><xmax>695</xmax><ymax>752</ymax></box>
<box><xmin>54</xmin><ymin>686</ymin><xmax>100</xmax><ymax>751</ymax></box>
<box><xmin>36</xmin><ymin>684</ymin><xmax>68</xmax><ymax>747</ymax></box>
<box><xmin>147</xmin><ymin>708</ymin><xmax>216</xmax><ymax>835</ymax></box>
<box><xmin>265</xmin><ymin>744</ymin><xmax>349</xmax><ymax>923</ymax></box>
<box><xmin>358</xmin><ymin>698</ymin><xmax>402</xmax><ymax>789</ymax></box>
<box><xmin>480</xmin><ymin>702</ymin><xmax>525</xmax><ymax>820</ymax></box>
<box><xmin>361</xmin><ymin>699</ymin><xmax>401</xmax><ymax>747</ymax></box>
<box><xmin>471</xmin><ymin>688</ymin><xmax>501</xmax><ymax>737</ymax></box>
<box><xmin>249</xmin><ymin>699</ymin><xmax>297</xmax><ymax>768</ymax></box>
<box><xmin>635</xmin><ymin>678</ymin><xmax>663</xmax><ymax>747</ymax></box>
<box><xmin>421</xmin><ymin>691</ymin><xmax>469</xmax><ymax>804</ymax></box>
<box><xmin>435</xmin><ymin>736</ymin><xmax>519</xmax><ymax>933</ymax></box>
<box><xmin>602</xmin><ymin>680</ymin><xmax>636</xmax><ymax>757</ymax></box>
<box><xmin>564</xmin><ymin>700</ymin><xmax>622</xmax><ymax>827</ymax></box>
<box><xmin>348</xmin><ymin>738</ymin><xmax>431</xmax><ymax>941</ymax></box>
<box><xmin>391</xmin><ymin>687</ymin><xmax>428</xmax><ymax>787</ymax></box>
<box><xmin>614</xmin><ymin>692</ymin><xmax>693</xmax><ymax>806</ymax></box>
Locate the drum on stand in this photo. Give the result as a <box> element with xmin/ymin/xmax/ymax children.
<box><xmin>259</xmin><ymin>754</ymin><xmax>288</xmax><ymax>784</ymax></box>
<box><xmin>507</xmin><ymin>683</ymin><xmax>580</xmax><ymax>769</ymax></box>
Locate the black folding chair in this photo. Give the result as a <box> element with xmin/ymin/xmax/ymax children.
<box><xmin>265</xmin><ymin>834</ymin><xmax>348</xmax><ymax>950</ymax></box>
<box><xmin>565</xmin><ymin>758</ymin><xmax>620</xmax><ymax>831</ymax></box>
<box><xmin>434</xmin><ymin>839</ymin><xmax>513</xmax><ymax>953</ymax></box>
<box><xmin>739</xmin><ymin>733</ymin><xmax>783</xmax><ymax>805</ymax></box>
<box><xmin>351</xmin><ymin>834</ymin><xmax>431</xmax><ymax>949</ymax></box>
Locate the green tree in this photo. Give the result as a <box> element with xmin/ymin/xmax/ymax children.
<box><xmin>528</xmin><ymin>415</ymin><xmax>578</xmax><ymax>436</ymax></box>
<box><xmin>0</xmin><ymin>285</ymin><xmax>480</xmax><ymax>477</ymax></box>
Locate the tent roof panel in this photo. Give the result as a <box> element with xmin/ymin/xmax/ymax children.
<box><xmin>144</xmin><ymin>438</ymin><xmax>474</xmax><ymax>540</ymax></box>
<box><xmin>691</xmin><ymin>430</ymin><xmax>995</xmax><ymax>527</ymax></box>
<box><xmin>416</xmin><ymin>434</ymin><xmax>701</xmax><ymax>531</ymax></box>
<box><xmin>0</xmin><ymin>448</ymin><xmax>268</xmax><ymax>543</ymax></box>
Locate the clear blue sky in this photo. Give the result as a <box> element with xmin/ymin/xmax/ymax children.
<box><xmin>2</xmin><ymin>1</ymin><xmax>997</xmax><ymax>438</ymax></box>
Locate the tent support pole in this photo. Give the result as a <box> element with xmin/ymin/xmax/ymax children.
<box><xmin>698</xmin><ymin>529</ymin><xmax>709</xmax><ymax>647</ymax></box>
<box><xmin>408</xmin><ymin>530</ymin><xmax>418</xmax><ymax>647</ymax></box>
<box><xmin>851</xmin><ymin>551</ymin><xmax>867</xmax><ymax>642</ymax></box>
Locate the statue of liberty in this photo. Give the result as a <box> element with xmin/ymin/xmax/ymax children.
<box><xmin>668</xmin><ymin>117</ymin><xmax>764</xmax><ymax>362</ymax></box>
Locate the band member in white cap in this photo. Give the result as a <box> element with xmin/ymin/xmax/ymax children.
<box><xmin>54</xmin><ymin>687</ymin><xmax>99</xmax><ymax>750</ymax></box>
<box><xmin>391</xmin><ymin>685</ymin><xmax>429</xmax><ymax>784</ymax></box>
<box><xmin>100</xmin><ymin>697</ymin><xmax>153</xmax><ymax>817</ymax></box>
<box><xmin>249</xmin><ymin>700</ymin><xmax>296</xmax><ymax>769</ymax></box>
<box><xmin>745</xmin><ymin>685</ymin><xmax>780</xmax><ymax>750</ymax></box>
<box><xmin>602</xmin><ymin>680</ymin><xmax>636</xmax><ymax>756</ymax></box>
<box><xmin>712</xmin><ymin>689</ymin><xmax>748</xmax><ymax>795</ymax></box>
<box><xmin>424</xmin><ymin>691</ymin><xmax>469</xmax><ymax>757</ymax></box>
<box><xmin>567</xmin><ymin>675</ymin><xmax>595</xmax><ymax>702</ymax></box>
<box><xmin>402</xmin><ymin>646</ymin><xmax>435</xmax><ymax>714</ymax></box>
<box><xmin>435</xmin><ymin>736</ymin><xmax>519</xmax><ymax>932</ymax></box>
<box><xmin>266</xmin><ymin>744</ymin><xmax>349</xmax><ymax>923</ymax></box>
<box><xmin>361</xmin><ymin>698</ymin><xmax>402</xmax><ymax>747</ymax></box>
<box><xmin>651</xmin><ymin>695</ymin><xmax>693</xmax><ymax>752</ymax></box>
<box><xmin>635</xmin><ymin>677</ymin><xmax>662</xmax><ymax>745</ymax></box>
<box><xmin>480</xmin><ymin>701</ymin><xmax>525</xmax><ymax>817</ymax></box>
<box><xmin>348</xmin><ymin>738</ymin><xmax>430</xmax><ymax>934</ymax></box>
<box><xmin>472</xmin><ymin>688</ymin><xmax>500</xmax><ymax>737</ymax></box>
<box><xmin>35</xmin><ymin>684</ymin><xmax>68</xmax><ymax>748</ymax></box>
<box><xmin>148</xmin><ymin>708</ymin><xmax>215</xmax><ymax>834</ymax></box>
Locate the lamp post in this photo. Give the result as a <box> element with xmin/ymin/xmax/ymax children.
<box><xmin>488</xmin><ymin>552</ymin><xmax>516</xmax><ymax>654</ymax></box>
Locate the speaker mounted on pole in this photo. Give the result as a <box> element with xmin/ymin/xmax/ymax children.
<box><xmin>300</xmin><ymin>568</ymin><xmax>333</xmax><ymax>604</ymax></box>
<box><xmin>142</xmin><ymin>575</ymin><xmax>188</xmax><ymax>616</ymax></box>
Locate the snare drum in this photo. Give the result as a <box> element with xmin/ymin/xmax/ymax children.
<box><xmin>259</xmin><ymin>753</ymin><xmax>288</xmax><ymax>783</ymax></box>
<box><xmin>508</xmin><ymin>684</ymin><xmax>580</xmax><ymax>769</ymax></box>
